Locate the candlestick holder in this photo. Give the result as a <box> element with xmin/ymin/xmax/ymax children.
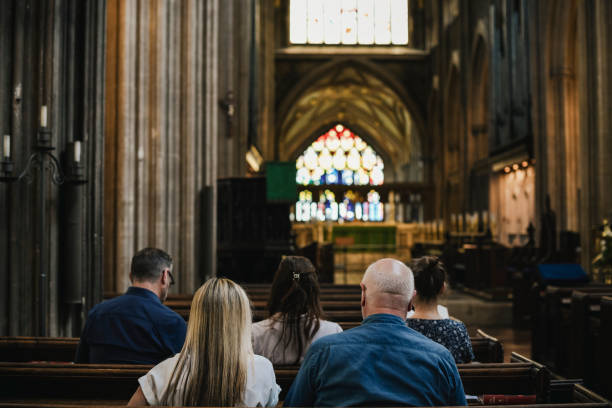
<box><xmin>0</xmin><ymin>126</ymin><xmax>87</xmax><ymax>336</ymax></box>
<box><xmin>15</xmin><ymin>134</ymin><xmax>65</xmax><ymax>186</ymax></box>
<box><xmin>65</xmin><ymin>159</ymin><xmax>87</xmax><ymax>184</ymax></box>
<box><xmin>36</xmin><ymin>127</ymin><xmax>54</xmax><ymax>150</ymax></box>
<box><xmin>0</xmin><ymin>159</ymin><xmax>17</xmax><ymax>182</ymax></box>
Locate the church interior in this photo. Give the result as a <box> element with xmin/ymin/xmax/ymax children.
<box><xmin>1</xmin><ymin>0</ymin><xmax>612</xmax><ymax>406</ymax></box>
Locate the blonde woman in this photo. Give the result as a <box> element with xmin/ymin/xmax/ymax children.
<box><xmin>127</xmin><ymin>278</ymin><xmax>280</xmax><ymax>406</ymax></box>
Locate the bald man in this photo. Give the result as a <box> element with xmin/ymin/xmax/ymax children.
<box><xmin>284</xmin><ymin>258</ymin><xmax>467</xmax><ymax>407</ymax></box>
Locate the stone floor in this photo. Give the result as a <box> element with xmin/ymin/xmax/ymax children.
<box><xmin>439</xmin><ymin>289</ymin><xmax>513</xmax><ymax>327</ymax></box>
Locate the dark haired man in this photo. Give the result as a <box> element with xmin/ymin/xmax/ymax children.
<box><xmin>75</xmin><ymin>248</ymin><xmax>187</xmax><ymax>364</ymax></box>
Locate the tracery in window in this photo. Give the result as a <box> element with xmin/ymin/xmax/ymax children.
<box><xmin>289</xmin><ymin>0</ymin><xmax>409</xmax><ymax>45</ymax></box>
<box><xmin>294</xmin><ymin>124</ymin><xmax>385</xmax><ymax>223</ymax></box>
<box><xmin>296</xmin><ymin>124</ymin><xmax>384</xmax><ymax>186</ymax></box>
<box><xmin>294</xmin><ymin>189</ymin><xmax>384</xmax><ymax>222</ymax></box>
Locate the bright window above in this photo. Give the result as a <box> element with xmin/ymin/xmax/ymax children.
<box><xmin>289</xmin><ymin>0</ymin><xmax>409</xmax><ymax>45</ymax></box>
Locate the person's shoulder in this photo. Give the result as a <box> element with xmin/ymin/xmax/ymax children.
<box><xmin>406</xmin><ymin>326</ymin><xmax>453</xmax><ymax>355</ymax></box>
<box><xmin>318</xmin><ymin>319</ymin><xmax>343</xmax><ymax>333</ymax></box>
<box><xmin>146</xmin><ymin>353</ymin><xmax>181</xmax><ymax>379</ymax></box>
<box><xmin>86</xmin><ymin>296</ymin><xmax>125</xmax><ymax>317</ymax></box>
<box><xmin>252</xmin><ymin>354</ymin><xmax>275</xmax><ymax>374</ymax></box>
<box><xmin>309</xmin><ymin>328</ymin><xmax>348</xmax><ymax>350</ymax></box>
<box><xmin>252</xmin><ymin>317</ymin><xmax>274</xmax><ymax>330</ymax></box>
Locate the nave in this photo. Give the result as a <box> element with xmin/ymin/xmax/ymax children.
<box><xmin>1</xmin><ymin>0</ymin><xmax>612</xmax><ymax>406</ymax></box>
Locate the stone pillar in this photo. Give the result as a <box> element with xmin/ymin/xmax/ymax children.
<box><xmin>105</xmin><ymin>0</ymin><xmax>210</xmax><ymax>293</ymax></box>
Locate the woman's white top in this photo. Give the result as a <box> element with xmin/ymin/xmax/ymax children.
<box><xmin>252</xmin><ymin>316</ymin><xmax>343</xmax><ymax>365</ymax></box>
<box><xmin>406</xmin><ymin>304</ymin><xmax>449</xmax><ymax>319</ymax></box>
<box><xmin>138</xmin><ymin>353</ymin><xmax>281</xmax><ymax>407</ymax></box>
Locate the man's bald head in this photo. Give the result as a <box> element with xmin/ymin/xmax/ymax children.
<box><xmin>360</xmin><ymin>258</ymin><xmax>415</xmax><ymax>318</ymax></box>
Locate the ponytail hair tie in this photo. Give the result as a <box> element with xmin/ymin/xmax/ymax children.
<box><xmin>292</xmin><ymin>272</ymin><xmax>300</xmax><ymax>281</ymax></box>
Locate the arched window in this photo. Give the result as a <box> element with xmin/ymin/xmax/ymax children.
<box><xmin>294</xmin><ymin>124</ymin><xmax>385</xmax><ymax>222</ymax></box>
<box><xmin>289</xmin><ymin>0</ymin><xmax>409</xmax><ymax>45</ymax></box>
<box><xmin>296</xmin><ymin>124</ymin><xmax>384</xmax><ymax>186</ymax></box>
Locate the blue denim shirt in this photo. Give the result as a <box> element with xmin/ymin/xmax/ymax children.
<box><xmin>75</xmin><ymin>287</ymin><xmax>186</xmax><ymax>364</ymax></box>
<box><xmin>284</xmin><ymin>313</ymin><xmax>467</xmax><ymax>407</ymax></box>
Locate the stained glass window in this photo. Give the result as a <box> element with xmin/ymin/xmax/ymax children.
<box><xmin>289</xmin><ymin>0</ymin><xmax>409</xmax><ymax>45</ymax></box>
<box><xmin>294</xmin><ymin>188</ymin><xmax>384</xmax><ymax>222</ymax></box>
<box><xmin>296</xmin><ymin>124</ymin><xmax>384</xmax><ymax>186</ymax></box>
<box><xmin>294</xmin><ymin>124</ymin><xmax>385</xmax><ymax>222</ymax></box>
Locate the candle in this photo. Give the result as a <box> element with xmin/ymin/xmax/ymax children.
<box><xmin>74</xmin><ymin>141</ymin><xmax>81</xmax><ymax>163</ymax></box>
<box><xmin>3</xmin><ymin>134</ymin><xmax>9</xmax><ymax>159</ymax></box>
<box><xmin>40</xmin><ymin>105</ymin><xmax>48</xmax><ymax>128</ymax></box>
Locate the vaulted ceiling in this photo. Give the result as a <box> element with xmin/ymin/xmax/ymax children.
<box><xmin>278</xmin><ymin>64</ymin><xmax>422</xmax><ymax>180</ymax></box>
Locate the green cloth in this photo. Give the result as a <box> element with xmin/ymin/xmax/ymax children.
<box><xmin>332</xmin><ymin>225</ymin><xmax>396</xmax><ymax>252</ymax></box>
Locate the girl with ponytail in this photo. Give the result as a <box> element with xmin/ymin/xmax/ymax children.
<box><xmin>252</xmin><ymin>256</ymin><xmax>342</xmax><ymax>365</ymax></box>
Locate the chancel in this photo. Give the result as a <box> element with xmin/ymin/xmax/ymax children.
<box><xmin>0</xmin><ymin>0</ymin><xmax>611</xmax><ymax>406</ymax></box>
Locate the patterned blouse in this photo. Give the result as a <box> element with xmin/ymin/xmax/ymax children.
<box><xmin>406</xmin><ymin>318</ymin><xmax>475</xmax><ymax>364</ymax></box>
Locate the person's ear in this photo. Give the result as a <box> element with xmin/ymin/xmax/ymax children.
<box><xmin>360</xmin><ymin>282</ymin><xmax>366</xmax><ymax>308</ymax></box>
<box><xmin>439</xmin><ymin>282</ymin><xmax>447</xmax><ymax>296</ymax></box>
<box><xmin>160</xmin><ymin>269</ymin><xmax>168</xmax><ymax>286</ymax></box>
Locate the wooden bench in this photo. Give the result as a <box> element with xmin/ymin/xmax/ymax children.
<box><xmin>568</xmin><ymin>290</ymin><xmax>612</xmax><ymax>396</ymax></box>
<box><xmin>165</xmin><ymin>299</ymin><xmax>363</xmax><ymax>312</ymax></box>
<box><xmin>1</xmin><ymin>361</ymin><xmax>596</xmax><ymax>405</ymax></box>
<box><xmin>0</xmin><ymin>332</ymin><xmax>505</xmax><ymax>365</ymax></box>
<box><xmin>104</xmin><ymin>284</ymin><xmax>364</xmax><ymax>303</ymax></box>
<box><xmin>601</xmin><ymin>296</ymin><xmax>612</xmax><ymax>400</ymax></box>
<box><xmin>532</xmin><ymin>285</ymin><xmax>612</xmax><ymax>373</ymax></box>
<box><xmin>510</xmin><ymin>352</ymin><xmax>610</xmax><ymax>407</ymax></box>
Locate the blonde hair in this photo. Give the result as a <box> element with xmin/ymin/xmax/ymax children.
<box><xmin>161</xmin><ymin>278</ymin><xmax>253</xmax><ymax>406</ymax></box>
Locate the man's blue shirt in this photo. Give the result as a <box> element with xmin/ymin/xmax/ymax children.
<box><xmin>284</xmin><ymin>313</ymin><xmax>467</xmax><ymax>407</ymax></box>
<box><xmin>75</xmin><ymin>287</ymin><xmax>187</xmax><ymax>364</ymax></box>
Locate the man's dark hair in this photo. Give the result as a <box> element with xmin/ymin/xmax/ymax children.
<box><xmin>131</xmin><ymin>248</ymin><xmax>173</xmax><ymax>282</ymax></box>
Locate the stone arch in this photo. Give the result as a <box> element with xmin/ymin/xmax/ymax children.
<box><xmin>277</xmin><ymin>59</ymin><xmax>426</xmax><ymax>183</ymax></box>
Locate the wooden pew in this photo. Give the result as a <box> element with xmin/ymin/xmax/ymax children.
<box><xmin>0</xmin><ymin>332</ymin><xmax>505</xmax><ymax>364</ymax></box>
<box><xmin>568</xmin><ymin>290</ymin><xmax>612</xmax><ymax>395</ymax></box>
<box><xmin>601</xmin><ymin>296</ymin><xmax>612</xmax><ymax>399</ymax></box>
<box><xmin>510</xmin><ymin>352</ymin><xmax>611</xmax><ymax>406</ymax></box>
<box><xmin>165</xmin><ymin>299</ymin><xmax>362</xmax><ymax>311</ymax></box>
<box><xmin>0</xmin><ymin>337</ymin><xmax>76</xmax><ymax>363</ymax></box>
<box><xmin>0</xmin><ymin>361</ymin><xmax>595</xmax><ymax>406</ymax></box>
<box><xmin>473</xmin><ymin>329</ymin><xmax>504</xmax><ymax>363</ymax></box>
<box><xmin>104</xmin><ymin>284</ymin><xmax>363</xmax><ymax>302</ymax></box>
<box><xmin>533</xmin><ymin>285</ymin><xmax>612</xmax><ymax>373</ymax></box>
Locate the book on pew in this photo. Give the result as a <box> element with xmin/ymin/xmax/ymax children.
<box><xmin>481</xmin><ymin>394</ymin><xmax>537</xmax><ymax>405</ymax></box>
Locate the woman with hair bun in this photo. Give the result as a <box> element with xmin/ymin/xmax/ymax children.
<box><xmin>252</xmin><ymin>256</ymin><xmax>342</xmax><ymax>365</ymax></box>
<box><xmin>407</xmin><ymin>256</ymin><xmax>474</xmax><ymax>364</ymax></box>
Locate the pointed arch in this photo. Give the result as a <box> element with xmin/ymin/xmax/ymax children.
<box><xmin>277</xmin><ymin>59</ymin><xmax>426</xmax><ymax>183</ymax></box>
